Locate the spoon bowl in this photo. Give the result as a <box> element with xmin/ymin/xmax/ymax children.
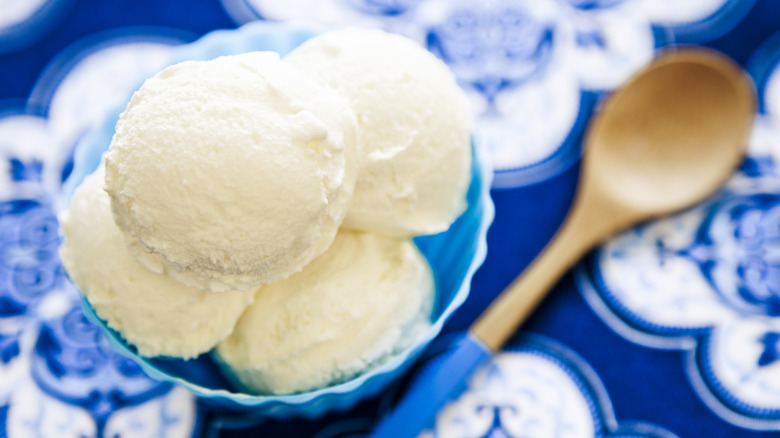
<box><xmin>370</xmin><ymin>47</ymin><xmax>756</xmax><ymax>437</ymax></box>
<box><xmin>588</xmin><ymin>50</ymin><xmax>755</xmax><ymax>220</ymax></box>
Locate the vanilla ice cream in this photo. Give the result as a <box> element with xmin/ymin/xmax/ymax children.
<box><xmin>214</xmin><ymin>230</ymin><xmax>434</xmax><ymax>395</ymax></box>
<box><xmin>59</xmin><ymin>164</ymin><xmax>256</xmax><ymax>359</ymax></box>
<box><xmin>104</xmin><ymin>51</ymin><xmax>359</xmax><ymax>292</ymax></box>
<box><xmin>284</xmin><ymin>28</ymin><xmax>472</xmax><ymax>237</ymax></box>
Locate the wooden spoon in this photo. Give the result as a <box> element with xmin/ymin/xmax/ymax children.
<box><xmin>371</xmin><ymin>47</ymin><xmax>755</xmax><ymax>437</ymax></box>
<box><xmin>472</xmin><ymin>48</ymin><xmax>755</xmax><ymax>350</ymax></box>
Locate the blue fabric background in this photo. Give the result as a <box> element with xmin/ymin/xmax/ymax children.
<box><xmin>3</xmin><ymin>0</ymin><xmax>780</xmax><ymax>436</ymax></box>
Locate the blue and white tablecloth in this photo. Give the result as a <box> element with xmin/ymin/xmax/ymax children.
<box><xmin>1</xmin><ymin>0</ymin><xmax>780</xmax><ymax>436</ymax></box>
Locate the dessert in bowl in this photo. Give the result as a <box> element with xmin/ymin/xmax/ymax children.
<box><xmin>60</xmin><ymin>21</ymin><xmax>494</xmax><ymax>419</ymax></box>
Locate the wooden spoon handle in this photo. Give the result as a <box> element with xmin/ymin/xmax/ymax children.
<box><xmin>470</xmin><ymin>188</ymin><xmax>627</xmax><ymax>351</ymax></box>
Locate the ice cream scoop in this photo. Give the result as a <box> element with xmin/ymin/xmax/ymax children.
<box><xmin>104</xmin><ymin>51</ymin><xmax>359</xmax><ymax>292</ymax></box>
<box><xmin>284</xmin><ymin>28</ymin><xmax>472</xmax><ymax>237</ymax></box>
<box><xmin>59</xmin><ymin>163</ymin><xmax>257</xmax><ymax>359</ymax></box>
<box><xmin>214</xmin><ymin>230</ymin><xmax>435</xmax><ymax>395</ymax></box>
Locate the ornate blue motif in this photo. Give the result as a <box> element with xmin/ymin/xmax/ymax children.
<box><xmin>9</xmin><ymin>158</ymin><xmax>43</xmax><ymax>182</ymax></box>
<box><xmin>740</xmin><ymin>155</ymin><xmax>777</xmax><ymax>178</ymax></box>
<box><xmin>0</xmin><ymin>197</ymin><xmax>61</xmax><ymax>379</ymax></box>
<box><xmin>349</xmin><ymin>0</ymin><xmax>420</xmax><ymax>16</ymax></box>
<box><xmin>758</xmin><ymin>332</ymin><xmax>780</xmax><ymax>367</ymax></box>
<box><xmin>581</xmin><ymin>196</ymin><xmax>780</xmax><ymax>429</ymax></box>
<box><xmin>0</xmin><ymin>199</ymin><xmax>63</xmax><ymax>318</ymax></box>
<box><xmin>426</xmin><ymin>3</ymin><xmax>556</xmax><ymax>100</ymax></box>
<box><xmin>685</xmin><ymin>193</ymin><xmax>780</xmax><ymax>317</ymax></box>
<box><xmin>32</xmin><ymin>307</ymin><xmax>173</xmax><ymax>435</ymax></box>
<box><xmin>566</xmin><ymin>0</ymin><xmax>627</xmax><ymax>10</ymax></box>
<box><xmin>0</xmin><ymin>332</ymin><xmax>21</xmax><ymax>364</ymax></box>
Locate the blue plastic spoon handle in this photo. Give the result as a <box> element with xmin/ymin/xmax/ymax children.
<box><xmin>369</xmin><ymin>332</ymin><xmax>491</xmax><ymax>437</ymax></box>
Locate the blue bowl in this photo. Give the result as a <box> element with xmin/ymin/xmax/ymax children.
<box><xmin>66</xmin><ymin>21</ymin><xmax>495</xmax><ymax>419</ymax></box>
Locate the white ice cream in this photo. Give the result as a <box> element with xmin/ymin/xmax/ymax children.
<box><xmin>285</xmin><ymin>28</ymin><xmax>473</xmax><ymax>237</ymax></box>
<box><xmin>59</xmin><ymin>164</ymin><xmax>256</xmax><ymax>359</ymax></box>
<box><xmin>214</xmin><ymin>230</ymin><xmax>435</xmax><ymax>395</ymax></box>
<box><xmin>104</xmin><ymin>51</ymin><xmax>359</xmax><ymax>292</ymax></box>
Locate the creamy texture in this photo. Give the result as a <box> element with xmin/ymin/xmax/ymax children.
<box><xmin>59</xmin><ymin>164</ymin><xmax>256</xmax><ymax>359</ymax></box>
<box><xmin>214</xmin><ymin>230</ymin><xmax>434</xmax><ymax>395</ymax></box>
<box><xmin>104</xmin><ymin>51</ymin><xmax>359</xmax><ymax>292</ymax></box>
<box><xmin>285</xmin><ymin>28</ymin><xmax>472</xmax><ymax>237</ymax></box>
